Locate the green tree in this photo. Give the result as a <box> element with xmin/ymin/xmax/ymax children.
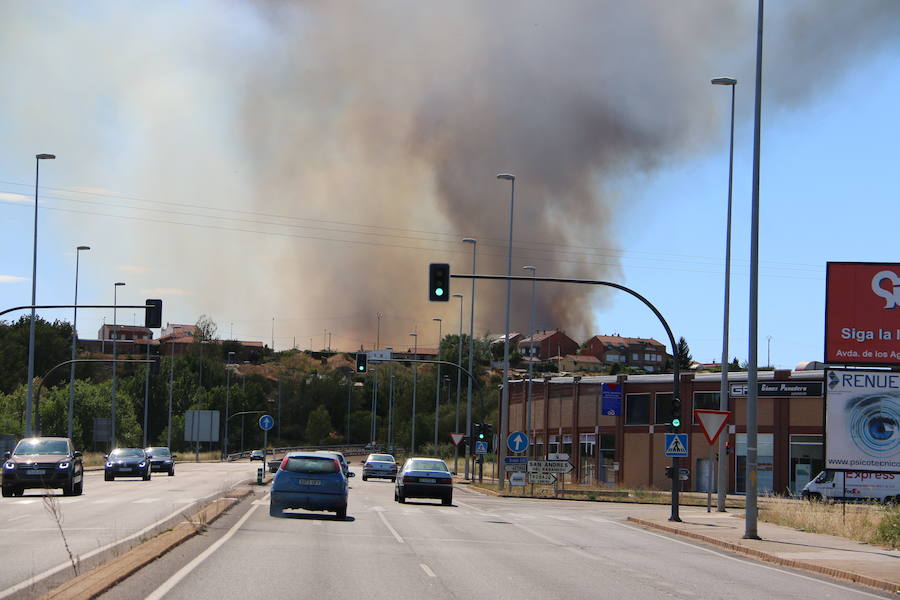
<box><xmin>675</xmin><ymin>337</ymin><xmax>693</xmax><ymax>370</ymax></box>
<box><xmin>0</xmin><ymin>316</ymin><xmax>74</xmax><ymax>395</ymax></box>
<box><xmin>305</xmin><ymin>405</ymin><xmax>332</xmax><ymax>445</ymax></box>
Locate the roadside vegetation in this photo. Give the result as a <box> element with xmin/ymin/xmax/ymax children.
<box><xmin>759</xmin><ymin>498</ymin><xmax>900</xmax><ymax>549</ymax></box>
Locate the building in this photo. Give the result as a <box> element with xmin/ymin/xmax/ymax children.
<box><xmin>79</xmin><ymin>324</ymin><xmax>155</xmax><ymax>355</ymax></box>
<box><xmin>581</xmin><ymin>335</ymin><xmax>667</xmax><ymax>372</ymax></box>
<box><xmin>505</xmin><ymin>368</ymin><xmax>826</xmax><ymax>496</ymax></box>
<box><xmin>558</xmin><ymin>354</ymin><xmax>603</xmax><ymax>373</ymax></box>
<box><xmin>517</xmin><ymin>330</ymin><xmax>579</xmax><ymax>360</ymax></box>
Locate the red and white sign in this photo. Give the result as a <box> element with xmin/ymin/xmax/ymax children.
<box><xmin>449</xmin><ymin>433</ymin><xmax>465</xmax><ymax>447</ymax></box>
<box><xmin>826</xmin><ymin>262</ymin><xmax>900</xmax><ymax>365</ymax></box>
<box><xmin>694</xmin><ymin>410</ymin><xmax>730</xmax><ymax>445</ymax></box>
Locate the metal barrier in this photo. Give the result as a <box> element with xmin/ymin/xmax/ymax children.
<box><xmin>226</xmin><ymin>443</ymin><xmax>379</xmax><ymax>462</ymax></box>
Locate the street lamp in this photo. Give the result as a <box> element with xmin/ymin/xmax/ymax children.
<box><xmin>409</xmin><ymin>331</ymin><xmax>418</xmax><ymax>453</ymax></box>
<box><xmin>110</xmin><ymin>281</ymin><xmax>126</xmax><ymax>448</ymax></box>
<box><xmin>198</xmin><ymin>340</ymin><xmax>210</xmax><ymax>389</ymax></box>
<box><xmin>453</xmin><ymin>293</ymin><xmax>464</xmax><ymax>474</ymax></box>
<box><xmin>712</xmin><ymin>75</ymin><xmax>737</xmax><ymax>513</ymax></box>
<box><xmin>496</xmin><ymin>172</ymin><xmax>516</xmax><ymax>490</ymax></box>
<box><xmin>462</xmin><ymin>237</ymin><xmax>477</xmax><ymax>479</ymax></box>
<box><xmin>225</xmin><ymin>351</ymin><xmax>235</xmax><ymax>458</ymax></box>
<box><xmin>68</xmin><ymin>245</ymin><xmax>90</xmax><ymax>440</ymax></box>
<box><xmin>523</xmin><ymin>265</ymin><xmax>537</xmax><ymax>458</ymax></box>
<box><xmin>433</xmin><ymin>317</ymin><xmax>442</xmax><ymax>453</ymax></box>
<box><xmin>25</xmin><ymin>153</ymin><xmax>55</xmax><ymax>437</ymax></box>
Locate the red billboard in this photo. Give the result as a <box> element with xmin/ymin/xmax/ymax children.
<box><xmin>826</xmin><ymin>262</ymin><xmax>900</xmax><ymax>365</ymax></box>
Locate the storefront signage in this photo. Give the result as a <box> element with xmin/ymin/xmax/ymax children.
<box><xmin>729</xmin><ymin>382</ymin><xmax>823</xmax><ymax>397</ymax></box>
<box><xmin>825</xmin><ymin>262</ymin><xmax>900</xmax><ymax>365</ymax></box>
<box><xmin>601</xmin><ymin>383</ymin><xmax>622</xmax><ymax>416</ymax></box>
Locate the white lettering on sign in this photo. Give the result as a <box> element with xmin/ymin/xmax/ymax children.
<box><xmin>871</xmin><ymin>270</ymin><xmax>900</xmax><ymax>309</ymax></box>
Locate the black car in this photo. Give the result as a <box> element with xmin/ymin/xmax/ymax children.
<box><xmin>395</xmin><ymin>457</ymin><xmax>453</xmax><ymax>505</ymax></box>
<box><xmin>145</xmin><ymin>446</ymin><xmax>176</xmax><ymax>476</ymax></box>
<box><xmin>105</xmin><ymin>448</ymin><xmax>152</xmax><ymax>481</ymax></box>
<box><xmin>2</xmin><ymin>437</ymin><xmax>83</xmax><ymax>497</ymax></box>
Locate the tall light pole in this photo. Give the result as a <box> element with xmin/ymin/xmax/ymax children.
<box><xmin>496</xmin><ymin>172</ymin><xmax>516</xmax><ymax>490</ymax></box>
<box><xmin>745</xmin><ymin>0</ymin><xmax>765</xmax><ymax>540</ymax></box>
<box><xmin>167</xmin><ymin>341</ymin><xmax>175</xmax><ymax>448</ymax></box>
<box><xmin>387</xmin><ymin>347</ymin><xmax>394</xmax><ymax>452</ymax></box>
<box><xmin>409</xmin><ymin>331</ymin><xmax>418</xmax><ymax>453</ymax></box>
<box><xmin>462</xmin><ymin>237</ymin><xmax>477</xmax><ymax>479</ymax></box>
<box><xmin>68</xmin><ymin>245</ymin><xmax>90</xmax><ymax>440</ymax></box>
<box><xmin>225</xmin><ymin>351</ymin><xmax>235</xmax><ymax>458</ymax></box>
<box><xmin>110</xmin><ymin>281</ymin><xmax>126</xmax><ymax>449</ymax></box>
<box><xmin>453</xmin><ymin>293</ymin><xmax>464</xmax><ymax>474</ymax></box>
<box><xmin>198</xmin><ymin>340</ymin><xmax>210</xmax><ymax>389</ymax></box>
<box><xmin>523</xmin><ymin>265</ymin><xmax>537</xmax><ymax>459</ymax></box>
<box><xmin>767</xmin><ymin>335</ymin><xmax>773</xmax><ymax>368</ymax></box>
<box><xmin>433</xmin><ymin>317</ymin><xmax>442</xmax><ymax>454</ymax></box>
<box><xmin>25</xmin><ymin>153</ymin><xmax>55</xmax><ymax>437</ymax></box>
<box><xmin>712</xmin><ymin>75</ymin><xmax>737</xmax><ymax>512</ymax></box>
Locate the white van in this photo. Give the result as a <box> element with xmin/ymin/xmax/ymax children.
<box><xmin>801</xmin><ymin>470</ymin><xmax>899</xmax><ymax>504</ymax></box>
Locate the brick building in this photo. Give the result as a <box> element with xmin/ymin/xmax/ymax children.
<box><xmin>581</xmin><ymin>335</ymin><xmax>667</xmax><ymax>372</ymax></box>
<box><xmin>517</xmin><ymin>330</ymin><xmax>579</xmax><ymax>360</ymax></box>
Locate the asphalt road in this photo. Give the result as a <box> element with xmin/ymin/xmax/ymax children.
<box><xmin>0</xmin><ymin>462</ymin><xmax>254</xmax><ymax>599</ymax></box>
<box><xmin>101</xmin><ymin>466</ymin><xmax>890</xmax><ymax>600</ymax></box>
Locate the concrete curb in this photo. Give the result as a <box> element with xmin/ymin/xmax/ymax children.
<box><xmin>38</xmin><ymin>488</ymin><xmax>253</xmax><ymax>600</ymax></box>
<box><xmin>626</xmin><ymin>517</ymin><xmax>900</xmax><ymax>595</ymax></box>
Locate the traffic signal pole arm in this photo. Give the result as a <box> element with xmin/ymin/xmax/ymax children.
<box><xmin>0</xmin><ymin>304</ymin><xmax>155</xmax><ymax>318</ymax></box>
<box><xmin>449</xmin><ymin>272</ymin><xmax>683</xmax><ymax>522</ymax></box>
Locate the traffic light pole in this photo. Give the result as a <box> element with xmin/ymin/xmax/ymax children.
<box><xmin>448</xmin><ymin>273</ymin><xmax>683</xmax><ymax>521</ymax></box>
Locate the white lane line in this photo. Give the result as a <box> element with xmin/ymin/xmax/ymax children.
<box><xmin>6</xmin><ymin>515</ymin><xmax>28</xmax><ymax>523</ymax></box>
<box><xmin>0</xmin><ymin>488</ymin><xmax>227</xmax><ymax>600</ymax></box>
<box><xmin>454</xmin><ymin>500</ymin><xmax>486</xmax><ymax>514</ymax></box>
<box><xmin>613</xmin><ymin>521</ymin><xmax>887</xmax><ymax>599</ymax></box>
<box><xmin>145</xmin><ymin>494</ymin><xmax>266</xmax><ymax>600</ymax></box>
<box><xmin>13</xmin><ymin>500</ymin><xmax>37</xmax><ymax>505</ymax></box>
<box><xmin>513</xmin><ymin>523</ymin><xmax>598</xmax><ymax>561</ymax></box>
<box><xmin>377</xmin><ymin>511</ymin><xmax>404</xmax><ymax>544</ymax></box>
<box><xmin>420</xmin><ymin>563</ymin><xmax>436</xmax><ymax>578</ymax></box>
<box><xmin>132</xmin><ymin>498</ymin><xmax>161</xmax><ymax>504</ymax></box>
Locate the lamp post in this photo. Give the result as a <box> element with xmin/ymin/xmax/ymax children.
<box><xmin>409</xmin><ymin>331</ymin><xmax>418</xmax><ymax>453</ymax></box>
<box><xmin>198</xmin><ymin>340</ymin><xmax>210</xmax><ymax>389</ymax></box>
<box><xmin>453</xmin><ymin>293</ymin><xmax>464</xmax><ymax>474</ymax></box>
<box><xmin>386</xmin><ymin>347</ymin><xmax>394</xmax><ymax>453</ymax></box>
<box><xmin>167</xmin><ymin>341</ymin><xmax>174</xmax><ymax>448</ymax></box>
<box><xmin>25</xmin><ymin>153</ymin><xmax>55</xmax><ymax>437</ymax></box>
<box><xmin>496</xmin><ymin>172</ymin><xmax>516</xmax><ymax>490</ymax></box>
<box><xmin>68</xmin><ymin>245</ymin><xmax>90</xmax><ymax>440</ymax></box>
<box><xmin>523</xmin><ymin>265</ymin><xmax>537</xmax><ymax>459</ymax></box>
<box><xmin>433</xmin><ymin>317</ymin><xmax>442</xmax><ymax>454</ymax></box>
<box><xmin>462</xmin><ymin>237</ymin><xmax>477</xmax><ymax>479</ymax></box>
<box><xmin>111</xmin><ymin>281</ymin><xmax>126</xmax><ymax>449</ymax></box>
<box><xmin>225</xmin><ymin>351</ymin><xmax>235</xmax><ymax>458</ymax></box>
<box><xmin>712</xmin><ymin>75</ymin><xmax>737</xmax><ymax>513</ymax></box>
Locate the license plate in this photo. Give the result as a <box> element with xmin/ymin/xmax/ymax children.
<box><xmin>26</xmin><ymin>469</ymin><xmax>46</xmax><ymax>475</ymax></box>
<box><xmin>119</xmin><ymin>467</ymin><xmax>132</xmax><ymax>472</ymax></box>
<box><xmin>419</xmin><ymin>478</ymin><xmax>436</xmax><ymax>483</ymax></box>
<box><xmin>299</xmin><ymin>479</ymin><xmax>321</xmax><ymax>486</ymax></box>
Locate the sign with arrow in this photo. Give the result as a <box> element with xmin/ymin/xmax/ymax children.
<box><xmin>693</xmin><ymin>409</ymin><xmax>730</xmax><ymax>445</ymax></box>
<box><xmin>528</xmin><ymin>460</ymin><xmax>574</xmax><ymax>474</ymax></box>
<box><xmin>450</xmin><ymin>432</ymin><xmax>465</xmax><ymax>447</ymax></box>
<box><xmin>664</xmin><ymin>433</ymin><xmax>688</xmax><ymax>457</ymax></box>
<box><xmin>528</xmin><ymin>472</ymin><xmax>557</xmax><ymax>485</ymax></box>
<box><xmin>507</xmin><ymin>431</ymin><xmax>529</xmax><ymax>453</ymax></box>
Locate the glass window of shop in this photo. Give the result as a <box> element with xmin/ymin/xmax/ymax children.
<box><xmin>655</xmin><ymin>393</ymin><xmax>673</xmax><ymax>424</ymax></box>
<box><xmin>626</xmin><ymin>394</ymin><xmax>650</xmax><ymax>425</ymax></box>
<box><xmin>735</xmin><ymin>433</ymin><xmax>774</xmax><ymax>494</ymax></box>
<box><xmin>692</xmin><ymin>392</ymin><xmax>721</xmax><ymax>424</ymax></box>
<box><xmin>789</xmin><ymin>435</ymin><xmax>823</xmax><ymax>496</ymax></box>
<box><xmin>598</xmin><ymin>433</ymin><xmax>617</xmax><ymax>484</ymax></box>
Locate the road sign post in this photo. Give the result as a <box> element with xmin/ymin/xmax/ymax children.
<box><xmin>259</xmin><ymin>415</ymin><xmax>274</xmax><ymax>477</ymax></box>
<box><xmin>694</xmin><ymin>409</ymin><xmax>731</xmax><ymax>512</ymax></box>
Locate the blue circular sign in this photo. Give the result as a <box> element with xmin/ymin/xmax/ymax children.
<box><xmin>506</xmin><ymin>431</ymin><xmax>529</xmax><ymax>453</ymax></box>
<box><xmin>259</xmin><ymin>415</ymin><xmax>274</xmax><ymax>431</ymax></box>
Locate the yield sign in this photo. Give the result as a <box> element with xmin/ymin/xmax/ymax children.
<box><xmin>694</xmin><ymin>409</ymin><xmax>730</xmax><ymax>445</ymax></box>
<box><xmin>450</xmin><ymin>433</ymin><xmax>465</xmax><ymax>447</ymax></box>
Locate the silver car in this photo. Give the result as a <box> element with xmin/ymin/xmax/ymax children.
<box><xmin>362</xmin><ymin>453</ymin><xmax>398</xmax><ymax>481</ymax></box>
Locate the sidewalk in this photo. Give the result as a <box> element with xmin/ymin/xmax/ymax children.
<box><xmin>626</xmin><ymin>505</ymin><xmax>900</xmax><ymax>594</ymax></box>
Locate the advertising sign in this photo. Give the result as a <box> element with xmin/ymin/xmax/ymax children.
<box><xmin>729</xmin><ymin>382</ymin><xmax>823</xmax><ymax>398</ymax></box>
<box><xmin>825</xmin><ymin>262</ymin><xmax>900</xmax><ymax>365</ymax></box>
<box><xmin>825</xmin><ymin>370</ymin><xmax>900</xmax><ymax>473</ymax></box>
<box><xmin>601</xmin><ymin>383</ymin><xmax>622</xmax><ymax>416</ymax></box>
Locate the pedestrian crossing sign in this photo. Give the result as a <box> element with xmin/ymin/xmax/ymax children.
<box><xmin>664</xmin><ymin>433</ymin><xmax>688</xmax><ymax>457</ymax></box>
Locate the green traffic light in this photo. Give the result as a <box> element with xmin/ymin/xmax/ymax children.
<box><xmin>478</xmin><ymin>433</ymin><xmax>484</xmax><ymax>439</ymax></box>
<box><xmin>435</xmin><ymin>287</ymin><xmax>444</xmax><ymax>297</ymax></box>
<box><xmin>672</xmin><ymin>418</ymin><xmax>681</xmax><ymax>428</ymax></box>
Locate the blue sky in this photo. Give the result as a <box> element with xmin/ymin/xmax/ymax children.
<box><xmin>1</xmin><ymin>3</ymin><xmax>899</xmax><ymax>370</ymax></box>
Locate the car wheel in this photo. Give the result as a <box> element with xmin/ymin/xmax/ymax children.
<box><xmin>168</xmin><ymin>467</ymin><xmax>175</xmax><ymax>476</ymax></box>
<box><xmin>362</xmin><ymin>475</ymin><xmax>368</xmax><ymax>481</ymax></box>
<box><xmin>442</xmin><ymin>495</ymin><xmax>452</xmax><ymax>506</ymax></box>
<box><xmin>13</xmin><ymin>487</ymin><xmax>24</xmax><ymax>497</ymax></box>
<box><xmin>104</xmin><ymin>472</ymin><xmax>113</xmax><ymax>482</ymax></box>
<box><xmin>62</xmin><ymin>482</ymin><xmax>75</xmax><ymax>496</ymax></box>
<box><xmin>143</xmin><ymin>470</ymin><xmax>151</xmax><ymax>481</ymax></box>
<box><xmin>1</xmin><ymin>486</ymin><xmax>12</xmax><ymax>498</ymax></box>
<box><xmin>336</xmin><ymin>507</ymin><xmax>347</xmax><ymax>519</ymax></box>
<box><xmin>390</xmin><ymin>477</ymin><xmax>396</xmax><ymax>482</ymax></box>
<box><xmin>269</xmin><ymin>503</ymin><xmax>283</xmax><ymax>518</ymax></box>
<box><xmin>398</xmin><ymin>492</ymin><xmax>406</xmax><ymax>504</ymax></box>
<box><xmin>74</xmin><ymin>480</ymin><xmax>83</xmax><ymax>496</ymax></box>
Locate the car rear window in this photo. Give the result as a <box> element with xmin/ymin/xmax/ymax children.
<box><xmin>284</xmin><ymin>456</ymin><xmax>339</xmax><ymax>474</ymax></box>
<box><xmin>369</xmin><ymin>454</ymin><xmax>394</xmax><ymax>462</ymax></box>
<box><xmin>408</xmin><ymin>460</ymin><xmax>449</xmax><ymax>472</ymax></box>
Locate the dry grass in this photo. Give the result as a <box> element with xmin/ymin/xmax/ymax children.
<box><xmin>758</xmin><ymin>498</ymin><xmax>899</xmax><ymax>549</ymax></box>
<box><xmin>83</xmin><ymin>449</ymin><xmax>221</xmax><ymax>468</ymax></box>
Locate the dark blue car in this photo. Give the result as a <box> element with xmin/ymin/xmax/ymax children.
<box><xmin>104</xmin><ymin>448</ymin><xmax>151</xmax><ymax>481</ymax></box>
<box><xmin>270</xmin><ymin>452</ymin><xmax>351</xmax><ymax>519</ymax></box>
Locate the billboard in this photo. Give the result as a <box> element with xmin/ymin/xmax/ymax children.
<box><xmin>825</xmin><ymin>370</ymin><xmax>900</xmax><ymax>473</ymax></box>
<box><xmin>825</xmin><ymin>262</ymin><xmax>900</xmax><ymax>365</ymax></box>
<box><xmin>185</xmin><ymin>410</ymin><xmax>220</xmax><ymax>443</ymax></box>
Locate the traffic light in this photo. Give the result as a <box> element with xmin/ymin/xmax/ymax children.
<box><xmin>665</xmin><ymin>466</ymin><xmax>674</xmax><ymax>479</ymax></box>
<box><xmin>144</xmin><ymin>299</ymin><xmax>162</xmax><ymax>328</ymax></box>
<box><xmin>355</xmin><ymin>352</ymin><xmax>368</xmax><ymax>373</ymax></box>
<box><xmin>671</xmin><ymin>395</ymin><xmax>682</xmax><ymax>429</ymax></box>
<box><xmin>428</xmin><ymin>263</ymin><xmax>450</xmax><ymax>301</ymax></box>
<box><xmin>483</xmin><ymin>423</ymin><xmax>493</xmax><ymax>439</ymax></box>
<box><xmin>474</xmin><ymin>423</ymin><xmax>485</xmax><ymax>441</ymax></box>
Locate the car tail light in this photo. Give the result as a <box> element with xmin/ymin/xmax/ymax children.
<box><xmin>437</xmin><ymin>478</ymin><xmax>451</xmax><ymax>484</ymax></box>
<box><xmin>332</xmin><ymin>459</ymin><xmax>341</xmax><ymax>473</ymax></box>
<box><xmin>279</xmin><ymin>456</ymin><xmax>290</xmax><ymax>470</ymax></box>
<box><xmin>403</xmin><ymin>476</ymin><xmax>416</xmax><ymax>483</ymax></box>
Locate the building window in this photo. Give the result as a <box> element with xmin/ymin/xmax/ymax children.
<box><xmin>580</xmin><ymin>433</ymin><xmax>595</xmax><ymax>457</ymax></box>
<box><xmin>692</xmin><ymin>392</ymin><xmax>721</xmax><ymax>423</ymax></box>
<box><xmin>655</xmin><ymin>393</ymin><xmax>673</xmax><ymax>424</ymax></box>
<box><xmin>549</xmin><ymin>435</ymin><xmax>558</xmax><ymax>454</ymax></box>
<box><xmin>632</xmin><ymin>353</ymin><xmax>640</xmax><ymax>361</ymax></box>
<box><xmin>625</xmin><ymin>394</ymin><xmax>650</xmax><ymax>425</ymax></box>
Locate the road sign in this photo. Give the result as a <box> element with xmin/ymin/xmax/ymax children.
<box><xmin>694</xmin><ymin>409</ymin><xmax>730</xmax><ymax>445</ymax></box>
<box><xmin>664</xmin><ymin>433</ymin><xmax>688</xmax><ymax>457</ymax></box>
<box><xmin>258</xmin><ymin>414</ymin><xmax>274</xmax><ymax>431</ymax></box>
<box><xmin>367</xmin><ymin>349</ymin><xmax>392</xmax><ymax>362</ymax></box>
<box><xmin>505</xmin><ymin>456</ymin><xmax>528</xmax><ymax>464</ymax></box>
<box><xmin>475</xmin><ymin>441</ymin><xmax>488</xmax><ymax>455</ymax></box>
<box><xmin>679</xmin><ymin>468</ymin><xmax>690</xmax><ymax>481</ymax></box>
<box><xmin>528</xmin><ymin>460</ymin><xmax>574</xmax><ymax>474</ymax></box>
<box><xmin>548</xmin><ymin>452</ymin><xmax>569</xmax><ymax>461</ymax></box>
<box><xmin>507</xmin><ymin>431</ymin><xmax>529</xmax><ymax>453</ymax></box>
<box><xmin>450</xmin><ymin>432</ymin><xmax>465</xmax><ymax>447</ymax></box>
<box><xmin>528</xmin><ymin>472</ymin><xmax>557</xmax><ymax>485</ymax></box>
<box><xmin>504</xmin><ymin>462</ymin><xmax>527</xmax><ymax>472</ymax></box>
<box><xmin>509</xmin><ymin>472</ymin><xmax>526</xmax><ymax>486</ymax></box>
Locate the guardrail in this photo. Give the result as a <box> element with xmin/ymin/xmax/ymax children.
<box><xmin>226</xmin><ymin>443</ymin><xmax>379</xmax><ymax>462</ymax></box>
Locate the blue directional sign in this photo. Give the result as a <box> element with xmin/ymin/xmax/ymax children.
<box><xmin>258</xmin><ymin>414</ymin><xmax>274</xmax><ymax>431</ymax></box>
<box><xmin>664</xmin><ymin>433</ymin><xmax>688</xmax><ymax>457</ymax></box>
<box><xmin>507</xmin><ymin>431</ymin><xmax>529</xmax><ymax>453</ymax></box>
<box><xmin>475</xmin><ymin>441</ymin><xmax>488</xmax><ymax>455</ymax></box>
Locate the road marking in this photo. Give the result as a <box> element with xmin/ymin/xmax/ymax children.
<box><xmin>6</xmin><ymin>515</ymin><xmax>28</xmax><ymax>523</ymax></box>
<box><xmin>454</xmin><ymin>500</ymin><xmax>486</xmax><ymax>513</ymax></box>
<box><xmin>377</xmin><ymin>511</ymin><xmax>404</xmax><ymax>544</ymax></box>
<box><xmin>614</xmin><ymin>521</ymin><xmax>887</xmax><ymax>599</ymax></box>
<box><xmin>513</xmin><ymin>523</ymin><xmax>598</xmax><ymax>561</ymax></box>
<box><xmin>13</xmin><ymin>500</ymin><xmax>37</xmax><ymax>505</ymax></box>
<box><xmin>420</xmin><ymin>563</ymin><xmax>436</xmax><ymax>578</ymax></box>
<box><xmin>146</xmin><ymin>494</ymin><xmax>267</xmax><ymax>600</ymax></box>
<box><xmin>132</xmin><ymin>498</ymin><xmax>160</xmax><ymax>504</ymax></box>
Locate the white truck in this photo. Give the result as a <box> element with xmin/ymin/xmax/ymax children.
<box><xmin>801</xmin><ymin>470</ymin><xmax>899</xmax><ymax>504</ymax></box>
